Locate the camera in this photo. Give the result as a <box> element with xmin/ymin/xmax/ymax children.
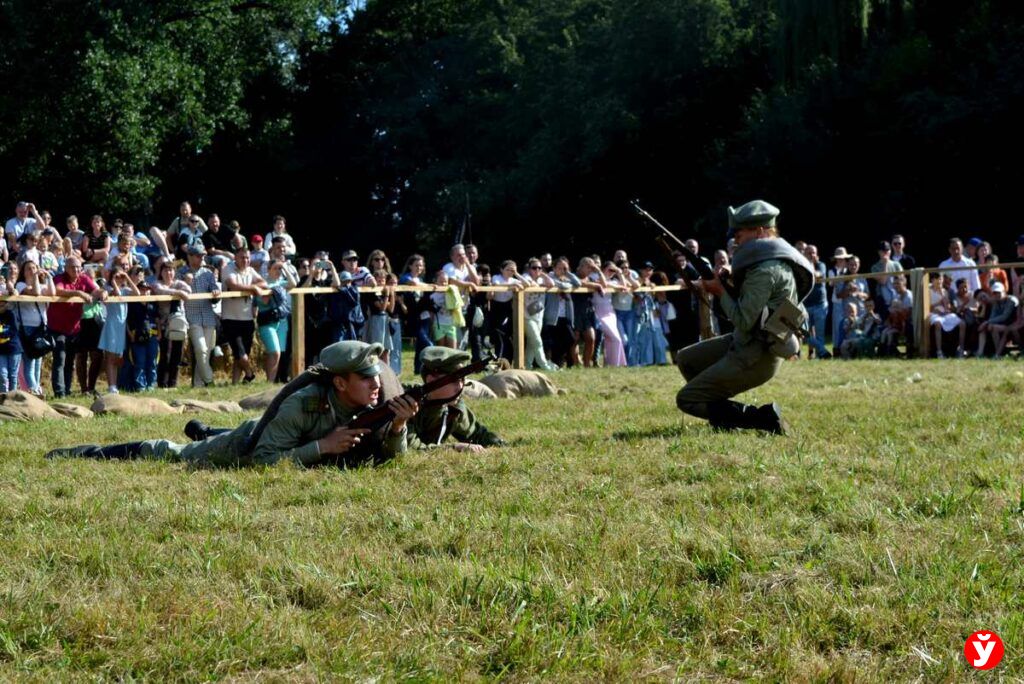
<box><xmin>317</xmin><ymin>260</ymin><xmax>330</xmax><ymax>270</ymax></box>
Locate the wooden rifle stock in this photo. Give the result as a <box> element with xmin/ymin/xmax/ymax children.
<box><xmin>346</xmin><ymin>356</ymin><xmax>493</xmax><ymax>432</ymax></box>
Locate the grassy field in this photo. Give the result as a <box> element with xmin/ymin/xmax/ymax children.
<box><xmin>2</xmin><ymin>357</ymin><xmax>1023</xmax><ymax>680</ymax></box>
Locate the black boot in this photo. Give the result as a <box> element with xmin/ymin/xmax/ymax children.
<box><xmin>707</xmin><ymin>400</ymin><xmax>788</xmax><ymax>435</ymax></box>
<box><xmin>45</xmin><ymin>442</ymin><xmax>147</xmax><ymax>459</ymax></box>
<box><xmin>706</xmin><ymin>400</ymin><xmax>756</xmax><ymax>431</ymax></box>
<box><xmin>751</xmin><ymin>402</ymin><xmax>788</xmax><ymax>435</ymax></box>
<box><xmin>184</xmin><ymin>419</ymin><xmax>232</xmax><ymax>442</ymax></box>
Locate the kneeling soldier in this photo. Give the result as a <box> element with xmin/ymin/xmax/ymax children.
<box><xmin>45</xmin><ymin>341</ymin><xmax>419</xmax><ymax>466</ymax></box>
<box><xmin>407</xmin><ymin>346</ymin><xmax>506</xmax><ymax>452</ymax></box>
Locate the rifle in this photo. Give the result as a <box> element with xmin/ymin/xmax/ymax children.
<box><xmin>630</xmin><ymin>200</ymin><xmax>736</xmax><ymax>298</ymax></box>
<box><xmin>242</xmin><ymin>356</ymin><xmax>493</xmax><ymax>455</ymax></box>
<box><xmin>346</xmin><ymin>355</ymin><xmax>493</xmax><ymax>432</ymax></box>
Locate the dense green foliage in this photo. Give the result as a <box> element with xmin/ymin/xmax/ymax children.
<box><xmin>2</xmin><ymin>358</ymin><xmax>1023</xmax><ymax>678</ymax></box>
<box><xmin>2</xmin><ymin>1</ymin><xmax>1022</xmax><ymax>262</ymax></box>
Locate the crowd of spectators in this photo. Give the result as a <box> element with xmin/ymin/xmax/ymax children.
<box><xmin>1</xmin><ymin>198</ymin><xmax>1022</xmax><ymax>397</ymax></box>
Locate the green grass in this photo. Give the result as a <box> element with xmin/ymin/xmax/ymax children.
<box><xmin>2</xmin><ymin>358</ymin><xmax>1024</xmax><ymax>680</ymax></box>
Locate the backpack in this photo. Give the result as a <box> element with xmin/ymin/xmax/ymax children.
<box><xmin>257</xmin><ymin>285</ymin><xmax>292</xmax><ymax>326</ymax></box>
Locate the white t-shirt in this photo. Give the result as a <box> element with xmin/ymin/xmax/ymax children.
<box><xmin>15</xmin><ymin>282</ymin><xmax>47</xmax><ymax>327</ymax></box>
<box><xmin>5</xmin><ymin>217</ymin><xmax>37</xmax><ymax>242</ymax></box>
<box><xmin>443</xmin><ymin>262</ymin><xmax>471</xmax><ymax>283</ymax></box>
<box><xmin>431</xmin><ymin>291</ymin><xmax>453</xmax><ymax>325</ymax></box>
<box><xmin>490</xmin><ymin>274</ymin><xmax>518</xmax><ymax>303</ymax></box>
<box><xmin>222</xmin><ymin>263</ymin><xmax>257</xmax><ymax>321</ymax></box>
<box><xmin>938</xmin><ymin>256</ymin><xmax>980</xmax><ymax>293</ymax></box>
<box><xmin>264</xmin><ymin>231</ymin><xmax>297</xmax><ymax>256</ymax></box>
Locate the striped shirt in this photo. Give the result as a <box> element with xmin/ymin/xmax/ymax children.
<box><xmin>179</xmin><ymin>265</ymin><xmax>221</xmax><ymax>327</ymax></box>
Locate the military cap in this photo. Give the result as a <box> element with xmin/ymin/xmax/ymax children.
<box><xmin>726</xmin><ymin>199</ymin><xmax>780</xmax><ymax>237</ymax></box>
<box><xmin>319</xmin><ymin>340</ymin><xmax>384</xmax><ymax>377</ymax></box>
<box><xmin>419</xmin><ymin>346</ymin><xmax>471</xmax><ymax>375</ymax></box>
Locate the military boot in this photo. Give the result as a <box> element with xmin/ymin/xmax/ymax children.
<box><xmin>706</xmin><ymin>400</ymin><xmax>756</xmax><ymax>431</ymax></box>
<box><xmin>184</xmin><ymin>419</ymin><xmax>232</xmax><ymax>442</ymax></box>
<box><xmin>751</xmin><ymin>402</ymin><xmax>788</xmax><ymax>435</ymax></box>
<box><xmin>707</xmin><ymin>400</ymin><xmax>788</xmax><ymax>435</ymax></box>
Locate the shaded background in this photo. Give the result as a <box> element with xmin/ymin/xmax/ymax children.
<box><xmin>1</xmin><ymin>0</ymin><xmax>1022</xmax><ymax>268</ymax></box>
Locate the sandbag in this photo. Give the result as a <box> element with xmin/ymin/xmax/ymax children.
<box><xmin>463</xmin><ymin>379</ymin><xmax>498</xmax><ymax>399</ymax></box>
<box><xmin>239</xmin><ymin>387</ymin><xmax>280</xmax><ymax>410</ymax></box>
<box><xmin>170</xmin><ymin>399</ymin><xmax>244</xmax><ymax>414</ymax></box>
<box><xmin>378</xmin><ymin>362</ymin><xmax>404</xmax><ymax>403</ymax></box>
<box><xmin>477</xmin><ymin>370</ymin><xmax>566</xmax><ymax>399</ymax></box>
<box><xmin>50</xmin><ymin>402</ymin><xmax>95</xmax><ymax>419</ymax></box>
<box><xmin>90</xmin><ymin>394</ymin><xmax>183</xmax><ymax>416</ymax></box>
<box><xmin>0</xmin><ymin>391</ymin><xmax>66</xmax><ymax>421</ymax></box>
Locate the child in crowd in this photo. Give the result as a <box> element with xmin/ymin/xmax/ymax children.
<box><xmin>839</xmin><ymin>303</ymin><xmax>863</xmax><ymax>359</ymax></box>
<box><xmin>126</xmin><ymin>267</ymin><xmax>160</xmax><ymax>390</ymax></box>
<box><xmin>98</xmin><ymin>262</ymin><xmax>140</xmax><ymax>394</ymax></box>
<box><xmin>431</xmin><ymin>270</ymin><xmax>461</xmax><ymax>348</ymax></box>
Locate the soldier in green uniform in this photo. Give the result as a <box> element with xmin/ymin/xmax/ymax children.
<box><xmin>45</xmin><ymin>341</ymin><xmax>420</xmax><ymax>466</ymax></box>
<box><xmin>406</xmin><ymin>346</ymin><xmax>506</xmax><ymax>452</ymax></box>
<box><xmin>675</xmin><ymin>200</ymin><xmax>814</xmax><ymax>434</ymax></box>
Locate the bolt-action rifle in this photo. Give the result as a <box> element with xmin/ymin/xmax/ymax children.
<box><xmin>630</xmin><ymin>200</ymin><xmax>737</xmax><ymax>299</ymax></box>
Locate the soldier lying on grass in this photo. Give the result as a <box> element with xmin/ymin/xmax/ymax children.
<box><xmin>405</xmin><ymin>346</ymin><xmax>506</xmax><ymax>452</ymax></box>
<box><xmin>45</xmin><ymin>341</ymin><xmax>419</xmax><ymax>466</ymax></box>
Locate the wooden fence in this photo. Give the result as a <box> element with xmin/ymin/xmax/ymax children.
<box><xmin>2</xmin><ymin>260</ymin><xmax>1019</xmax><ymax>374</ymax></box>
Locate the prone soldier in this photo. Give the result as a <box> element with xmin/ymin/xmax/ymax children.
<box><xmin>45</xmin><ymin>341</ymin><xmax>419</xmax><ymax>466</ymax></box>
<box><xmin>406</xmin><ymin>346</ymin><xmax>506</xmax><ymax>452</ymax></box>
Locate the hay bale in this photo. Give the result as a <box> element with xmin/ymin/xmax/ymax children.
<box><xmin>0</xmin><ymin>391</ymin><xmax>66</xmax><ymax>421</ymax></box>
<box><xmin>170</xmin><ymin>399</ymin><xmax>244</xmax><ymax>414</ymax></box>
<box><xmin>464</xmin><ymin>379</ymin><xmax>498</xmax><ymax>399</ymax></box>
<box><xmin>50</xmin><ymin>402</ymin><xmax>95</xmax><ymax>419</ymax></box>
<box><xmin>90</xmin><ymin>394</ymin><xmax>183</xmax><ymax>416</ymax></box>
<box><xmin>477</xmin><ymin>370</ymin><xmax>566</xmax><ymax>399</ymax></box>
<box><xmin>239</xmin><ymin>387</ymin><xmax>280</xmax><ymax>410</ymax></box>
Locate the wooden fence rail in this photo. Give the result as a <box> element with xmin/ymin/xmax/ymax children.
<box><xmin>1</xmin><ymin>261</ymin><xmax>1018</xmax><ymax>374</ymax></box>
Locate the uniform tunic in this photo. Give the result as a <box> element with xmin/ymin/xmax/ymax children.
<box><xmin>675</xmin><ymin>253</ymin><xmax>800</xmax><ymax>418</ymax></box>
<box><xmin>403</xmin><ymin>391</ymin><xmax>503</xmax><ymax>449</ymax></box>
<box><xmin>137</xmin><ymin>383</ymin><xmax>407</xmax><ymax>466</ymax></box>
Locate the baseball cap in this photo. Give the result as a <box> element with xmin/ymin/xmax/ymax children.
<box><xmin>251</xmin><ymin>234</ymin><xmax>263</xmax><ymax>244</ymax></box>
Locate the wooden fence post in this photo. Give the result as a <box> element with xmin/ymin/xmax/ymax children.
<box><xmin>290</xmin><ymin>291</ymin><xmax>306</xmax><ymax>377</ymax></box>
<box><xmin>910</xmin><ymin>268</ymin><xmax>930</xmax><ymax>358</ymax></box>
<box><xmin>512</xmin><ymin>288</ymin><xmax>526</xmax><ymax>369</ymax></box>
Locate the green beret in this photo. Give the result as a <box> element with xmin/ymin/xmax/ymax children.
<box><xmin>319</xmin><ymin>341</ymin><xmax>384</xmax><ymax>377</ymax></box>
<box><xmin>727</xmin><ymin>199</ymin><xmax>780</xmax><ymax>231</ymax></box>
<box><xmin>419</xmin><ymin>346</ymin><xmax>471</xmax><ymax>375</ymax></box>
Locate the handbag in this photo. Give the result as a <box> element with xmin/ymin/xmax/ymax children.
<box><xmin>472</xmin><ymin>306</ymin><xmax>485</xmax><ymax>329</ymax></box>
<box><xmin>17</xmin><ymin>304</ymin><xmax>55</xmax><ymax>360</ymax></box>
<box><xmin>166</xmin><ymin>314</ymin><xmax>189</xmax><ymax>342</ymax></box>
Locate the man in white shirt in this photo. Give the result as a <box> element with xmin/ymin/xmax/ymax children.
<box><xmin>938</xmin><ymin>237</ymin><xmax>980</xmax><ymax>293</ymax></box>
<box><xmin>264</xmin><ymin>215</ymin><xmax>297</xmax><ymax>256</ymax></box>
<box><xmin>442</xmin><ymin>243</ymin><xmax>479</xmax><ymax>290</ymax></box>
<box><xmin>6</xmin><ymin>201</ymin><xmax>41</xmax><ymax>255</ymax></box>
<box><xmin>222</xmin><ymin>248</ymin><xmax>269</xmax><ymax>384</ymax></box>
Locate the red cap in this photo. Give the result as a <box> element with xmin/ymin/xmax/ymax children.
<box><xmin>251</xmin><ymin>234</ymin><xmax>263</xmax><ymax>243</ymax></box>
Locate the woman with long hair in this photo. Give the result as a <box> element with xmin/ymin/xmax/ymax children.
<box><xmin>15</xmin><ymin>260</ymin><xmax>56</xmax><ymax>395</ymax></box>
<box><xmin>399</xmin><ymin>254</ymin><xmax>433</xmax><ymax>372</ymax></box>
